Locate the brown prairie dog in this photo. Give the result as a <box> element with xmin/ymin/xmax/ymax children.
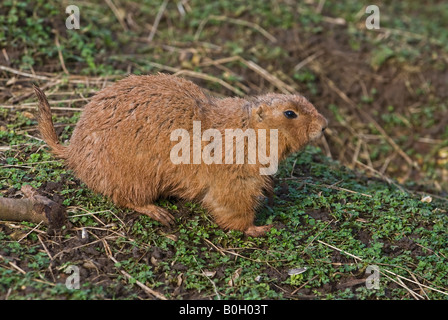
<box><xmin>34</xmin><ymin>74</ymin><xmax>327</xmax><ymax>237</ymax></box>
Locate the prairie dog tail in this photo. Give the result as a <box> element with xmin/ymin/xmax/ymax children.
<box><xmin>33</xmin><ymin>85</ymin><xmax>67</xmax><ymax>159</ymax></box>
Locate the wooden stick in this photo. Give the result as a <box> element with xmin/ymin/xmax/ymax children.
<box><xmin>0</xmin><ymin>185</ymin><xmax>66</xmax><ymax>229</ymax></box>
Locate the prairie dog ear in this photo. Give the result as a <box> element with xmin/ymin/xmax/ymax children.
<box><xmin>252</xmin><ymin>105</ymin><xmax>264</xmax><ymax>122</ymax></box>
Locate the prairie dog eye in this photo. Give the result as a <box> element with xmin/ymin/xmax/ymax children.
<box><xmin>283</xmin><ymin>110</ymin><xmax>298</xmax><ymax>119</ymax></box>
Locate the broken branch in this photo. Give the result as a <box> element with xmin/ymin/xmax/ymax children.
<box><xmin>0</xmin><ymin>185</ymin><xmax>66</xmax><ymax>230</ymax></box>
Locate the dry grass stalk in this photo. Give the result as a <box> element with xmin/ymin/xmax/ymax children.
<box><xmin>105</xmin><ymin>0</ymin><xmax>128</xmax><ymax>31</ymax></box>
<box><xmin>194</xmin><ymin>15</ymin><xmax>277</xmax><ymax>43</ymax></box>
<box><xmin>148</xmin><ymin>0</ymin><xmax>168</xmax><ymax>41</ymax></box>
<box><xmin>317</xmin><ymin>239</ymin><xmax>448</xmax><ymax>299</ymax></box>
<box><xmin>108</xmin><ymin>254</ymin><xmax>167</xmax><ymax>300</ymax></box>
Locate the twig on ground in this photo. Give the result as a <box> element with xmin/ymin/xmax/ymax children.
<box><xmin>37</xmin><ymin>234</ymin><xmax>54</xmax><ymax>260</ymax></box>
<box><xmin>108</xmin><ymin>253</ymin><xmax>167</xmax><ymax>300</ymax></box>
<box><xmin>10</xmin><ymin>79</ymin><xmax>61</xmax><ymax>104</ymax></box>
<box><xmin>317</xmin><ymin>240</ymin><xmax>363</xmax><ymax>261</ymax></box>
<box><xmin>304</xmin><ymin>180</ymin><xmax>373</xmax><ymax>198</ymax></box>
<box><xmin>105</xmin><ymin>0</ymin><xmax>128</xmax><ymax>31</ymax></box>
<box><xmin>194</xmin><ymin>15</ymin><xmax>277</xmax><ymax>43</ymax></box>
<box><xmin>301</xmin><ymin>220</ymin><xmax>333</xmax><ymax>254</ymax></box>
<box><xmin>239</xmin><ymin>58</ymin><xmax>297</xmax><ymax>94</ymax></box>
<box><xmin>17</xmin><ymin>221</ymin><xmax>44</xmax><ymax>243</ymax></box>
<box><xmin>294</xmin><ymin>51</ymin><xmax>323</xmax><ymax>72</ymax></box>
<box><xmin>0</xmin><ymin>185</ymin><xmax>66</xmax><ymax>230</ymax></box>
<box><xmin>148</xmin><ymin>0</ymin><xmax>168</xmax><ymax>42</ymax></box>
<box><xmin>0</xmin><ymin>65</ymin><xmax>51</xmax><ymax>81</ymax></box>
<box><xmin>53</xmin><ymin>30</ymin><xmax>69</xmax><ymax>75</ymax></box>
<box><xmin>317</xmin><ymin>240</ymin><xmax>448</xmax><ymax>299</ymax></box>
<box><xmin>1</xmin><ymin>98</ymin><xmax>87</xmax><ymax>111</ymax></box>
<box><xmin>174</xmin><ymin>69</ymin><xmax>244</xmax><ymax>96</ymax></box>
<box><xmin>318</xmin><ymin>72</ymin><xmax>418</xmax><ymax>170</ymax></box>
<box><xmin>0</xmin><ymin>254</ymin><xmax>27</xmax><ymax>274</ymax></box>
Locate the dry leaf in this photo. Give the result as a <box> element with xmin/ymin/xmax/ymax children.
<box><xmin>6</xmin><ymin>77</ymin><xmax>16</xmax><ymax>86</ymax></box>
<box><xmin>228</xmin><ymin>267</ymin><xmax>242</xmax><ymax>287</ymax></box>
<box><xmin>177</xmin><ymin>273</ymin><xmax>183</xmax><ymax>286</ymax></box>
<box><xmin>21</xmin><ymin>111</ymin><xmax>35</xmax><ymax>119</ymax></box>
<box><xmin>9</xmin><ymin>230</ymin><xmax>27</xmax><ymax>241</ymax></box>
<box><xmin>288</xmin><ymin>267</ymin><xmax>307</xmax><ymax>275</ymax></box>
<box><xmin>165</xmin><ymin>233</ymin><xmax>178</xmax><ymax>242</ymax></box>
<box><xmin>83</xmin><ymin>260</ymin><xmax>97</xmax><ymax>269</ymax></box>
<box><xmin>150</xmin><ymin>256</ymin><xmax>158</xmax><ymax>266</ymax></box>
<box><xmin>203</xmin><ymin>270</ymin><xmax>216</xmax><ymax>278</ymax></box>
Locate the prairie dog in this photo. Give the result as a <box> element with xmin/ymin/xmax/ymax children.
<box><xmin>34</xmin><ymin>74</ymin><xmax>327</xmax><ymax>237</ymax></box>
